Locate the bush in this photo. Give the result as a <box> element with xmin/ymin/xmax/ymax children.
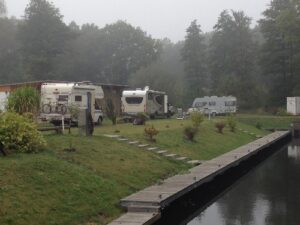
<box><xmin>276</xmin><ymin>108</ymin><xmax>291</xmax><ymax>116</ymax></box>
<box><xmin>227</xmin><ymin>114</ymin><xmax>237</xmax><ymax>132</ymax></box>
<box><xmin>0</xmin><ymin>112</ymin><xmax>46</xmax><ymax>153</ymax></box>
<box><xmin>215</xmin><ymin>121</ymin><xmax>226</xmax><ymax>134</ymax></box>
<box><xmin>6</xmin><ymin>87</ymin><xmax>40</xmax><ymax>115</ymax></box>
<box><xmin>190</xmin><ymin>111</ymin><xmax>204</xmax><ymax>128</ymax></box>
<box><xmin>184</xmin><ymin>126</ymin><xmax>198</xmax><ymax>141</ymax></box>
<box><xmin>144</xmin><ymin>125</ymin><xmax>159</xmax><ymax>142</ymax></box>
<box><xmin>255</xmin><ymin>122</ymin><xmax>262</xmax><ymax>130</ymax></box>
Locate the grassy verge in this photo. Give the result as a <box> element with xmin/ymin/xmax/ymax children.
<box><xmin>0</xmin><ymin>135</ymin><xmax>188</xmax><ymax>225</ymax></box>
<box><xmin>0</xmin><ymin>116</ymin><xmax>273</xmax><ymax>225</ymax></box>
<box><xmin>236</xmin><ymin>114</ymin><xmax>300</xmax><ymax>129</ymax></box>
<box><xmin>95</xmin><ymin>118</ymin><xmax>268</xmax><ymax>160</ymax></box>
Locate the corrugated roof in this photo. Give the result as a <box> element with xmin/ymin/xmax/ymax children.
<box><xmin>0</xmin><ymin>80</ymin><xmax>128</xmax><ymax>88</ymax></box>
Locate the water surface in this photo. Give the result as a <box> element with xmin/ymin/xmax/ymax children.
<box><xmin>187</xmin><ymin>142</ymin><xmax>300</xmax><ymax>225</ymax></box>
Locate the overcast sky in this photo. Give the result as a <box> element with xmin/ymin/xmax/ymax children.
<box><xmin>7</xmin><ymin>0</ymin><xmax>271</xmax><ymax>42</ymax></box>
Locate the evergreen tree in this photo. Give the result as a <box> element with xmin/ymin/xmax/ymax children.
<box><xmin>18</xmin><ymin>0</ymin><xmax>71</xmax><ymax>80</ymax></box>
<box><xmin>181</xmin><ymin>20</ymin><xmax>207</xmax><ymax>105</ymax></box>
<box><xmin>0</xmin><ymin>0</ymin><xmax>6</xmax><ymax>18</ymax></box>
<box><xmin>260</xmin><ymin>0</ymin><xmax>300</xmax><ymax>106</ymax></box>
<box><xmin>209</xmin><ymin>10</ymin><xmax>258</xmax><ymax>108</ymax></box>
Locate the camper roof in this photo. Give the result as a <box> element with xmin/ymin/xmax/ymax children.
<box><xmin>123</xmin><ymin>87</ymin><xmax>165</xmax><ymax>97</ymax></box>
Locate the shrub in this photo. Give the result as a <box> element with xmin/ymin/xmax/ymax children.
<box><xmin>68</xmin><ymin>104</ymin><xmax>80</xmax><ymax>120</ymax></box>
<box><xmin>215</xmin><ymin>121</ymin><xmax>226</xmax><ymax>134</ymax></box>
<box><xmin>0</xmin><ymin>112</ymin><xmax>46</xmax><ymax>153</ymax></box>
<box><xmin>6</xmin><ymin>87</ymin><xmax>40</xmax><ymax>115</ymax></box>
<box><xmin>227</xmin><ymin>114</ymin><xmax>237</xmax><ymax>132</ymax></box>
<box><xmin>190</xmin><ymin>111</ymin><xmax>204</xmax><ymax>128</ymax></box>
<box><xmin>144</xmin><ymin>125</ymin><xmax>159</xmax><ymax>142</ymax></box>
<box><xmin>255</xmin><ymin>122</ymin><xmax>262</xmax><ymax>130</ymax></box>
<box><xmin>184</xmin><ymin>126</ymin><xmax>198</xmax><ymax>141</ymax></box>
<box><xmin>276</xmin><ymin>108</ymin><xmax>291</xmax><ymax>116</ymax></box>
<box><xmin>106</xmin><ymin>99</ymin><xmax>117</xmax><ymax>125</ymax></box>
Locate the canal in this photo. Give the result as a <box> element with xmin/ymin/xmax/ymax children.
<box><xmin>184</xmin><ymin>140</ymin><xmax>300</xmax><ymax>225</ymax></box>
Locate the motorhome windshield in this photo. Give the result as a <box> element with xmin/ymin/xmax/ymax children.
<box><xmin>125</xmin><ymin>97</ymin><xmax>144</xmax><ymax>104</ymax></box>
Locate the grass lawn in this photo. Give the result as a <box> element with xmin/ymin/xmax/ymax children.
<box><xmin>0</xmin><ymin>115</ymin><xmax>279</xmax><ymax>225</ymax></box>
<box><xmin>236</xmin><ymin>114</ymin><xmax>300</xmax><ymax>129</ymax></box>
<box><xmin>0</xmin><ymin>135</ymin><xmax>188</xmax><ymax>225</ymax></box>
<box><xmin>95</xmin><ymin>118</ymin><xmax>269</xmax><ymax>160</ymax></box>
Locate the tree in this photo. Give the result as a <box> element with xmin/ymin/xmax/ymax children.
<box><xmin>181</xmin><ymin>20</ymin><xmax>208</xmax><ymax>104</ymax></box>
<box><xmin>18</xmin><ymin>0</ymin><xmax>72</xmax><ymax>80</ymax></box>
<box><xmin>0</xmin><ymin>18</ymin><xmax>22</xmax><ymax>83</ymax></box>
<box><xmin>0</xmin><ymin>0</ymin><xmax>6</xmax><ymax>18</ymax></box>
<box><xmin>100</xmin><ymin>21</ymin><xmax>161</xmax><ymax>84</ymax></box>
<box><xmin>260</xmin><ymin>0</ymin><xmax>300</xmax><ymax>106</ymax></box>
<box><xmin>209</xmin><ymin>10</ymin><xmax>259</xmax><ymax>109</ymax></box>
<box><xmin>130</xmin><ymin>39</ymin><xmax>185</xmax><ymax>107</ymax></box>
<box><xmin>56</xmin><ymin>21</ymin><xmax>161</xmax><ymax>85</ymax></box>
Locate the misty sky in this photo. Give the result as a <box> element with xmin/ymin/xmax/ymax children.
<box><xmin>7</xmin><ymin>0</ymin><xmax>271</xmax><ymax>42</ymax></box>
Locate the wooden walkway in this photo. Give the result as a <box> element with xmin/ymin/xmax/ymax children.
<box><xmin>108</xmin><ymin>131</ymin><xmax>290</xmax><ymax>225</ymax></box>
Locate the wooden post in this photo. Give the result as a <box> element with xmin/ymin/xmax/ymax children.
<box><xmin>0</xmin><ymin>142</ymin><xmax>6</xmax><ymax>156</ymax></box>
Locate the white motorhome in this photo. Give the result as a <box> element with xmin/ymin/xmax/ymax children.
<box><xmin>122</xmin><ymin>86</ymin><xmax>169</xmax><ymax>118</ymax></box>
<box><xmin>189</xmin><ymin>96</ymin><xmax>237</xmax><ymax>116</ymax></box>
<box><xmin>40</xmin><ymin>82</ymin><xmax>104</xmax><ymax>125</ymax></box>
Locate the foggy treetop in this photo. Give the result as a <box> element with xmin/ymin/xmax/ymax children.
<box><xmin>7</xmin><ymin>0</ymin><xmax>270</xmax><ymax>42</ymax></box>
<box><xmin>1</xmin><ymin>0</ymin><xmax>300</xmax><ymax>110</ymax></box>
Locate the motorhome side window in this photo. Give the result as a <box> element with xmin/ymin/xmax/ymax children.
<box><xmin>225</xmin><ymin>101</ymin><xmax>236</xmax><ymax>106</ymax></box>
<box><xmin>75</xmin><ymin>95</ymin><xmax>82</xmax><ymax>102</ymax></box>
<box><xmin>195</xmin><ymin>102</ymin><xmax>207</xmax><ymax>107</ymax></box>
<box><xmin>209</xmin><ymin>102</ymin><xmax>216</xmax><ymax>106</ymax></box>
<box><xmin>125</xmin><ymin>97</ymin><xmax>144</xmax><ymax>104</ymax></box>
<box><xmin>95</xmin><ymin>99</ymin><xmax>101</xmax><ymax>110</ymax></box>
<box><xmin>155</xmin><ymin>95</ymin><xmax>163</xmax><ymax>105</ymax></box>
<box><xmin>58</xmin><ymin>95</ymin><xmax>68</xmax><ymax>101</ymax></box>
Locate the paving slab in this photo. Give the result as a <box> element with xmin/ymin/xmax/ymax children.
<box><xmin>138</xmin><ymin>144</ymin><xmax>149</xmax><ymax>148</ymax></box>
<box><xmin>157</xmin><ymin>150</ymin><xmax>168</xmax><ymax>155</ymax></box>
<box><xmin>147</xmin><ymin>147</ymin><xmax>158</xmax><ymax>151</ymax></box>
<box><xmin>176</xmin><ymin>157</ymin><xmax>188</xmax><ymax>161</ymax></box>
<box><xmin>103</xmin><ymin>134</ymin><xmax>120</xmax><ymax>138</ymax></box>
<box><xmin>165</xmin><ymin>154</ymin><xmax>177</xmax><ymax>158</ymax></box>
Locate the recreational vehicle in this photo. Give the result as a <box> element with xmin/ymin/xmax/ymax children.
<box><xmin>189</xmin><ymin>96</ymin><xmax>237</xmax><ymax>116</ymax></box>
<box><xmin>121</xmin><ymin>86</ymin><xmax>170</xmax><ymax>118</ymax></box>
<box><xmin>40</xmin><ymin>82</ymin><xmax>104</xmax><ymax>125</ymax></box>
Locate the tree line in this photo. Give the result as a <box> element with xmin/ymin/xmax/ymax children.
<box><xmin>0</xmin><ymin>0</ymin><xmax>299</xmax><ymax>110</ymax></box>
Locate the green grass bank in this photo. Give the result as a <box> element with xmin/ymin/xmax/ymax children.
<box><xmin>0</xmin><ymin>115</ymin><xmax>288</xmax><ymax>225</ymax></box>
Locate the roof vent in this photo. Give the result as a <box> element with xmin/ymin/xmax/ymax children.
<box><xmin>144</xmin><ymin>86</ymin><xmax>150</xmax><ymax>91</ymax></box>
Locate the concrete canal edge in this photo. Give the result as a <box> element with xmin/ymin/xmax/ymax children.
<box><xmin>108</xmin><ymin>131</ymin><xmax>291</xmax><ymax>225</ymax></box>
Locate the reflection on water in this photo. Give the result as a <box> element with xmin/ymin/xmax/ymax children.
<box><xmin>187</xmin><ymin>142</ymin><xmax>300</xmax><ymax>225</ymax></box>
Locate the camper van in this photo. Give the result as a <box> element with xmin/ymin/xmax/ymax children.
<box><xmin>121</xmin><ymin>86</ymin><xmax>169</xmax><ymax>118</ymax></box>
<box><xmin>189</xmin><ymin>96</ymin><xmax>237</xmax><ymax>116</ymax></box>
<box><xmin>40</xmin><ymin>82</ymin><xmax>104</xmax><ymax>125</ymax></box>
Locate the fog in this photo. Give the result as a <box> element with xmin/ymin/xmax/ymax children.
<box><xmin>7</xmin><ymin>0</ymin><xmax>270</xmax><ymax>42</ymax></box>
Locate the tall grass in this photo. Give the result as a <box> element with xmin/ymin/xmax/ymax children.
<box><xmin>6</xmin><ymin>87</ymin><xmax>40</xmax><ymax>115</ymax></box>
